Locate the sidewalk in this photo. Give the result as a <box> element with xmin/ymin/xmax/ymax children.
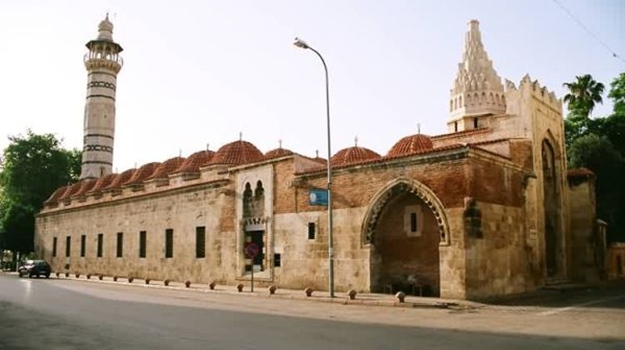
<box><xmin>23</xmin><ymin>272</ymin><xmax>482</xmax><ymax>310</ymax></box>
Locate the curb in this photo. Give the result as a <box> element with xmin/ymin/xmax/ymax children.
<box><xmin>39</xmin><ymin>274</ymin><xmax>479</xmax><ymax>310</ymax></box>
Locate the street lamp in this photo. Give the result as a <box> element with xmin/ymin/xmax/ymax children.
<box><xmin>293</xmin><ymin>37</ymin><xmax>335</xmax><ymax>298</ymax></box>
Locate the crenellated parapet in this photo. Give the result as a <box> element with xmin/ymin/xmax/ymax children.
<box><xmin>517</xmin><ymin>74</ymin><xmax>562</xmax><ymax>113</ymax></box>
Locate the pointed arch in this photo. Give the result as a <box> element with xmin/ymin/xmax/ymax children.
<box><xmin>361</xmin><ymin>178</ymin><xmax>450</xmax><ymax>246</ymax></box>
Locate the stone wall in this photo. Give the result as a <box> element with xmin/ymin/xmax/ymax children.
<box><xmin>567</xmin><ymin>176</ymin><xmax>600</xmax><ymax>282</ymax></box>
<box><xmin>35</xmin><ymin>182</ymin><xmax>235</xmax><ymax>283</ymax></box>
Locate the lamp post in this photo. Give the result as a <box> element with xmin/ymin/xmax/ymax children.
<box><xmin>293</xmin><ymin>37</ymin><xmax>334</xmax><ymax>298</ymax></box>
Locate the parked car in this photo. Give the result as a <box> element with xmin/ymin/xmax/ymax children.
<box><xmin>18</xmin><ymin>260</ymin><xmax>51</xmax><ymax>278</ymax></box>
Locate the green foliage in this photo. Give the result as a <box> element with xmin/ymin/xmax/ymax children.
<box><xmin>608</xmin><ymin>73</ymin><xmax>625</xmax><ymax>116</ymax></box>
<box><xmin>0</xmin><ymin>130</ymin><xmax>81</xmax><ymax>253</ymax></box>
<box><xmin>563</xmin><ymin>74</ymin><xmax>605</xmax><ymax>119</ymax></box>
<box><xmin>569</xmin><ymin>135</ymin><xmax>624</xmax><ymax>243</ymax></box>
<box><xmin>564</xmin><ymin>73</ymin><xmax>625</xmax><ymax>243</ymax></box>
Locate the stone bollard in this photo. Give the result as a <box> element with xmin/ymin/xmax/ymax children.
<box><xmin>86</xmin><ymin>274</ymin><xmax>91</xmax><ymax>280</ymax></box>
<box><xmin>268</xmin><ymin>285</ymin><xmax>277</xmax><ymax>295</ymax></box>
<box><xmin>209</xmin><ymin>281</ymin><xmax>216</xmax><ymax>290</ymax></box>
<box><xmin>145</xmin><ymin>278</ymin><xmax>151</xmax><ymax>285</ymax></box>
<box><xmin>65</xmin><ymin>272</ymin><xmax>70</xmax><ymax>278</ymax></box>
<box><xmin>75</xmin><ymin>273</ymin><xmax>80</xmax><ymax>279</ymax></box>
<box><xmin>164</xmin><ymin>279</ymin><xmax>170</xmax><ymax>286</ymax></box>
<box><xmin>347</xmin><ymin>289</ymin><xmax>357</xmax><ymax>300</ymax></box>
<box><xmin>395</xmin><ymin>291</ymin><xmax>406</xmax><ymax>303</ymax></box>
<box><xmin>113</xmin><ymin>276</ymin><xmax>119</xmax><ymax>282</ymax></box>
<box><xmin>128</xmin><ymin>277</ymin><xmax>134</xmax><ymax>283</ymax></box>
<box><xmin>304</xmin><ymin>287</ymin><xmax>313</xmax><ymax>297</ymax></box>
<box><xmin>236</xmin><ymin>283</ymin><xmax>244</xmax><ymax>292</ymax></box>
<box><xmin>185</xmin><ymin>280</ymin><xmax>191</xmax><ymax>288</ymax></box>
<box><xmin>98</xmin><ymin>274</ymin><xmax>104</xmax><ymax>280</ymax></box>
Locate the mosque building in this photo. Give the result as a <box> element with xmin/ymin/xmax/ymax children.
<box><xmin>34</xmin><ymin>16</ymin><xmax>603</xmax><ymax>300</ymax></box>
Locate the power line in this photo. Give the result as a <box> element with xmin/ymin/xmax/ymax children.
<box><xmin>550</xmin><ymin>0</ymin><xmax>625</xmax><ymax>65</ymax></box>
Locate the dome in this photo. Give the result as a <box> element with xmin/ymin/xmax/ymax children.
<box><xmin>123</xmin><ymin>162</ymin><xmax>160</xmax><ymax>186</ymax></box>
<box><xmin>567</xmin><ymin>167</ymin><xmax>595</xmax><ymax>178</ymax></box>
<box><xmin>72</xmin><ymin>179</ymin><xmax>97</xmax><ymax>197</ymax></box>
<box><xmin>387</xmin><ymin>134</ymin><xmax>434</xmax><ymax>157</ymax></box>
<box><xmin>209</xmin><ymin>140</ymin><xmax>263</xmax><ymax>166</ymax></box>
<box><xmin>97</xmin><ymin>14</ymin><xmax>114</xmax><ymax>41</ymax></box>
<box><xmin>104</xmin><ymin>169</ymin><xmax>136</xmax><ymax>190</ymax></box>
<box><xmin>58</xmin><ymin>182</ymin><xmax>82</xmax><ymax>201</ymax></box>
<box><xmin>147</xmin><ymin>157</ymin><xmax>186</xmax><ymax>180</ymax></box>
<box><xmin>331</xmin><ymin>146</ymin><xmax>381</xmax><ymax>167</ymax></box>
<box><xmin>264</xmin><ymin>147</ymin><xmax>294</xmax><ymax>160</ymax></box>
<box><xmin>173</xmin><ymin>150</ymin><xmax>215</xmax><ymax>174</ymax></box>
<box><xmin>44</xmin><ymin>186</ymin><xmax>70</xmax><ymax>205</ymax></box>
<box><xmin>87</xmin><ymin>173</ymin><xmax>118</xmax><ymax>194</ymax></box>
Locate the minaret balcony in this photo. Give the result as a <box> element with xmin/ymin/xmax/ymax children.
<box><xmin>84</xmin><ymin>55</ymin><xmax>123</xmax><ymax>73</ymax></box>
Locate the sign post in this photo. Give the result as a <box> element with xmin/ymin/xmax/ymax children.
<box><xmin>308</xmin><ymin>188</ymin><xmax>328</xmax><ymax>206</ymax></box>
<box><xmin>244</xmin><ymin>242</ymin><xmax>260</xmax><ymax>292</ymax></box>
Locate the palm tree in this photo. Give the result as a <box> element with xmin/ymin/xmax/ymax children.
<box><xmin>563</xmin><ymin>74</ymin><xmax>605</xmax><ymax>118</ymax></box>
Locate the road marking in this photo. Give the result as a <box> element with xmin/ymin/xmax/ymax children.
<box><xmin>538</xmin><ymin>294</ymin><xmax>625</xmax><ymax>316</ymax></box>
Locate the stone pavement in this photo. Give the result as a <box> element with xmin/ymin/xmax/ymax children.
<box><xmin>25</xmin><ymin>272</ymin><xmax>484</xmax><ymax>310</ymax></box>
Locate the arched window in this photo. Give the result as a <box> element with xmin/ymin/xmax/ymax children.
<box><xmin>243</xmin><ymin>182</ymin><xmax>253</xmax><ymax>217</ymax></box>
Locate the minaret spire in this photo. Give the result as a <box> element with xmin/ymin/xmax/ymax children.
<box><xmin>447</xmin><ymin>20</ymin><xmax>506</xmax><ymax>132</ymax></box>
<box><xmin>79</xmin><ymin>15</ymin><xmax>124</xmax><ymax>180</ymax></box>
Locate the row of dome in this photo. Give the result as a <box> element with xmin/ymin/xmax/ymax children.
<box><xmin>46</xmin><ymin>133</ymin><xmax>435</xmax><ymax>204</ymax></box>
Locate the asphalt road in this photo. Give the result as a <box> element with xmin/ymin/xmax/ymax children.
<box><xmin>0</xmin><ymin>274</ymin><xmax>623</xmax><ymax>350</ymax></box>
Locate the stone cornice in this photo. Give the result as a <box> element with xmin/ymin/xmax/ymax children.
<box><xmin>38</xmin><ymin>179</ymin><xmax>229</xmax><ymax>217</ymax></box>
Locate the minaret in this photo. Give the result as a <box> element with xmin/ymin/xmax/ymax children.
<box><xmin>447</xmin><ymin>20</ymin><xmax>505</xmax><ymax>132</ymax></box>
<box><xmin>80</xmin><ymin>14</ymin><xmax>123</xmax><ymax>180</ymax></box>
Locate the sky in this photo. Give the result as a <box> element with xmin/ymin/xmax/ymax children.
<box><xmin>1</xmin><ymin>0</ymin><xmax>624</xmax><ymax>172</ymax></box>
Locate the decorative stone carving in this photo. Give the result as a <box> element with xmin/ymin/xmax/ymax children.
<box><xmin>363</xmin><ymin>179</ymin><xmax>450</xmax><ymax>245</ymax></box>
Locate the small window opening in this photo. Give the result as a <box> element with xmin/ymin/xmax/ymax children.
<box><xmin>165</xmin><ymin>229</ymin><xmax>174</xmax><ymax>258</ymax></box>
<box><xmin>116</xmin><ymin>232</ymin><xmax>123</xmax><ymax>258</ymax></box>
<box><xmin>410</xmin><ymin>213</ymin><xmax>418</xmax><ymax>233</ymax></box>
<box><xmin>139</xmin><ymin>231</ymin><xmax>146</xmax><ymax>258</ymax></box>
<box><xmin>97</xmin><ymin>233</ymin><xmax>103</xmax><ymax>258</ymax></box>
<box><xmin>196</xmin><ymin>227</ymin><xmax>206</xmax><ymax>258</ymax></box>
<box><xmin>80</xmin><ymin>235</ymin><xmax>86</xmax><ymax>257</ymax></box>
<box><xmin>308</xmin><ymin>222</ymin><xmax>316</xmax><ymax>240</ymax></box>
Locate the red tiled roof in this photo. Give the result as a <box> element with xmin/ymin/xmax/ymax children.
<box><xmin>567</xmin><ymin>167</ymin><xmax>595</xmax><ymax>178</ymax></box>
<box><xmin>147</xmin><ymin>157</ymin><xmax>186</xmax><ymax>180</ymax></box>
<box><xmin>103</xmin><ymin>169</ymin><xmax>136</xmax><ymax>190</ymax></box>
<box><xmin>123</xmin><ymin>162</ymin><xmax>160</xmax><ymax>186</ymax></box>
<box><xmin>296</xmin><ymin>142</ymin><xmax>512</xmax><ymax>175</ymax></box>
<box><xmin>331</xmin><ymin>146</ymin><xmax>381</xmax><ymax>166</ymax></box>
<box><xmin>208</xmin><ymin>140</ymin><xmax>263</xmax><ymax>166</ymax></box>
<box><xmin>387</xmin><ymin>134</ymin><xmax>434</xmax><ymax>157</ymax></box>
<box><xmin>44</xmin><ymin>185</ymin><xmax>70</xmax><ymax>204</ymax></box>
<box><xmin>264</xmin><ymin>147</ymin><xmax>294</xmax><ymax>160</ymax></box>
<box><xmin>172</xmin><ymin>150</ymin><xmax>215</xmax><ymax>174</ymax></box>
<box><xmin>87</xmin><ymin>173</ymin><xmax>117</xmax><ymax>194</ymax></box>
<box><xmin>72</xmin><ymin>179</ymin><xmax>97</xmax><ymax>197</ymax></box>
<box><xmin>58</xmin><ymin>182</ymin><xmax>82</xmax><ymax>201</ymax></box>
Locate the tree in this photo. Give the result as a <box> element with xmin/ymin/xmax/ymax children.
<box><xmin>563</xmin><ymin>74</ymin><xmax>606</xmax><ymax>151</ymax></box>
<box><xmin>568</xmin><ymin>134</ymin><xmax>625</xmax><ymax>242</ymax></box>
<box><xmin>0</xmin><ymin>130</ymin><xmax>81</xmax><ymax>254</ymax></box>
<box><xmin>563</xmin><ymin>74</ymin><xmax>605</xmax><ymax>119</ymax></box>
<box><xmin>608</xmin><ymin>72</ymin><xmax>625</xmax><ymax>116</ymax></box>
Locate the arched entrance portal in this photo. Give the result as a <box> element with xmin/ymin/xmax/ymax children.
<box><xmin>542</xmin><ymin>139</ymin><xmax>563</xmax><ymax>278</ymax></box>
<box><xmin>363</xmin><ymin>180</ymin><xmax>449</xmax><ymax>297</ymax></box>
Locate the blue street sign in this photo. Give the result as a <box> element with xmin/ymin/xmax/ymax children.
<box><xmin>309</xmin><ymin>188</ymin><xmax>328</xmax><ymax>206</ymax></box>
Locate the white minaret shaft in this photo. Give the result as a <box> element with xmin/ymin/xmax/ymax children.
<box><xmin>80</xmin><ymin>14</ymin><xmax>123</xmax><ymax>180</ymax></box>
